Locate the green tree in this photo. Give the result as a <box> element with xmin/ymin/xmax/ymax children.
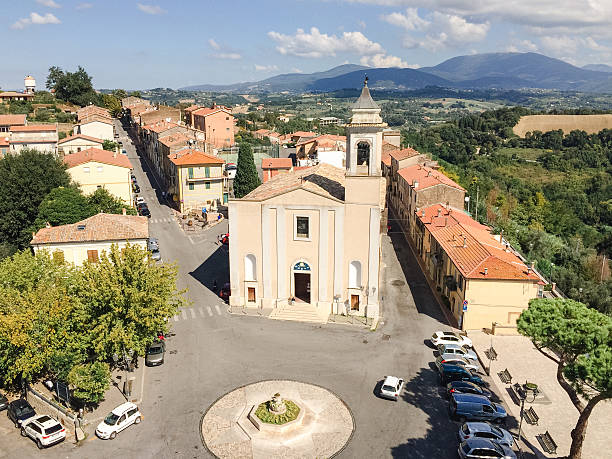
<box><xmin>88</xmin><ymin>188</ymin><xmax>136</xmax><ymax>215</ymax></box>
<box><xmin>103</xmin><ymin>94</ymin><xmax>122</xmax><ymax>118</ymax></box>
<box><xmin>102</xmin><ymin>140</ymin><xmax>118</xmax><ymax>151</ymax></box>
<box><xmin>517</xmin><ymin>299</ymin><xmax>612</xmax><ymax>459</ymax></box>
<box><xmin>46</xmin><ymin>66</ymin><xmax>100</xmax><ymax>106</ymax></box>
<box><xmin>68</xmin><ymin>362</ymin><xmax>110</xmax><ymax>405</ymax></box>
<box><xmin>33</xmin><ymin>186</ymin><xmax>93</xmax><ymax>231</ymax></box>
<box><xmin>0</xmin><ymin>150</ymin><xmax>71</xmax><ymax>249</ymax></box>
<box><xmin>233</xmin><ymin>142</ymin><xmax>261</xmax><ymax>198</ymax></box>
<box><xmin>75</xmin><ymin>244</ymin><xmax>186</xmax><ymax>361</ymax></box>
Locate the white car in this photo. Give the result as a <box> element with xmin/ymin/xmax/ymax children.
<box><xmin>379</xmin><ymin>375</ymin><xmax>404</xmax><ymax>401</ymax></box>
<box><xmin>96</xmin><ymin>402</ymin><xmax>142</xmax><ymax>440</ymax></box>
<box><xmin>437</xmin><ymin>343</ymin><xmax>479</xmax><ymax>361</ymax></box>
<box><xmin>225</xmin><ymin>163</ymin><xmax>237</xmax><ymax>179</ymax></box>
<box><xmin>435</xmin><ymin>354</ymin><xmax>481</xmax><ymax>373</ymax></box>
<box><xmin>21</xmin><ymin>415</ymin><xmax>66</xmax><ymax>449</ymax></box>
<box><xmin>431</xmin><ymin>331</ymin><xmax>472</xmax><ymax>348</ymax></box>
<box><xmin>135</xmin><ymin>197</ymin><xmax>146</xmax><ymax>205</ymax></box>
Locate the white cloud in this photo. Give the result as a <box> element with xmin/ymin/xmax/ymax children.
<box><xmin>267</xmin><ymin>27</ymin><xmax>384</xmax><ymax>58</ymax></box>
<box><xmin>291</xmin><ymin>67</ymin><xmax>304</xmax><ymax>73</ymax></box>
<box><xmin>212</xmin><ymin>53</ymin><xmax>242</xmax><ymax>60</ymax></box>
<box><xmin>137</xmin><ymin>3</ymin><xmax>166</xmax><ymax>15</ymax></box>
<box><xmin>208</xmin><ymin>39</ymin><xmax>220</xmax><ymax>50</ymax></box>
<box><xmin>540</xmin><ymin>35</ymin><xmax>610</xmax><ymax>57</ymax></box>
<box><xmin>506</xmin><ymin>39</ymin><xmax>538</xmax><ymax>53</ymax></box>
<box><xmin>432</xmin><ymin>12</ymin><xmax>489</xmax><ymax>43</ymax></box>
<box><xmin>382</xmin><ymin>8</ymin><xmax>429</xmax><ymax>31</ymax></box>
<box><xmin>255</xmin><ymin>64</ymin><xmax>279</xmax><ymax>72</ymax></box>
<box><xmin>36</xmin><ymin>0</ymin><xmax>60</xmax><ymax>8</ymax></box>
<box><xmin>75</xmin><ymin>2</ymin><xmax>92</xmax><ymax>9</ymax></box>
<box><xmin>360</xmin><ymin>53</ymin><xmax>417</xmax><ymax>68</ymax></box>
<box><xmin>11</xmin><ymin>12</ymin><xmax>61</xmax><ymax>29</ymax></box>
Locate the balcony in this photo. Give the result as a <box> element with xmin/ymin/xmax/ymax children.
<box><xmin>185</xmin><ymin>174</ymin><xmax>223</xmax><ymax>182</ymax></box>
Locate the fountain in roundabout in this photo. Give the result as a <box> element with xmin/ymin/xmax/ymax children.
<box><xmin>201</xmin><ymin>380</ymin><xmax>354</xmax><ymax>458</ymax></box>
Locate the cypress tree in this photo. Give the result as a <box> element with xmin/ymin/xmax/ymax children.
<box><xmin>233</xmin><ymin>142</ymin><xmax>261</xmax><ymax>198</ymax></box>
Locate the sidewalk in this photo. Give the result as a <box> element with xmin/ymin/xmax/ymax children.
<box><xmin>468</xmin><ymin>330</ymin><xmax>611</xmax><ymax>458</ymax></box>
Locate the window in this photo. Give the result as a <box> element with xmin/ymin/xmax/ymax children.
<box><xmin>205</xmin><ymin>181</ymin><xmax>210</xmax><ymax>189</ymax></box>
<box><xmin>83</xmin><ymin>166</ymin><xmax>90</xmax><ymax>173</ymax></box>
<box><xmin>226</xmin><ymin>116</ymin><xmax>229</xmax><ymax>121</ymax></box>
<box><xmin>87</xmin><ymin>250</ymin><xmax>99</xmax><ymax>263</ymax></box>
<box><xmin>97</xmin><ymin>166</ymin><xmax>103</xmax><ymax>173</ymax></box>
<box><xmin>188</xmin><ymin>167</ymin><xmax>194</xmax><ymax>179</ymax></box>
<box><xmin>295</xmin><ymin>216</ymin><xmax>309</xmax><ymax>240</ymax></box>
<box><xmin>205</xmin><ymin>166</ymin><xmax>210</xmax><ymax>178</ymax></box>
<box><xmin>349</xmin><ymin>261</ymin><xmax>361</xmax><ymax>289</ymax></box>
<box><xmin>244</xmin><ymin>254</ymin><xmax>256</xmax><ymax>281</ymax></box>
<box><xmin>188</xmin><ymin>183</ymin><xmax>195</xmax><ymax>191</ymax></box>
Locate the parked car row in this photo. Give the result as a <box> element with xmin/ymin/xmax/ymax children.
<box><xmin>135</xmin><ymin>196</ymin><xmax>150</xmax><ymax>218</ymax></box>
<box><xmin>429</xmin><ymin>331</ymin><xmax>516</xmax><ymax>459</ymax></box>
<box><xmin>1</xmin><ymin>394</ymin><xmax>66</xmax><ymax>449</ymax></box>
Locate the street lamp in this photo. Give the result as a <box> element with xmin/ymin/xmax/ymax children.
<box><xmin>517</xmin><ymin>384</ymin><xmax>537</xmax><ymax>443</ymax></box>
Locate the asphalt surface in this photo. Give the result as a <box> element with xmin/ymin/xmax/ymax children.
<box><xmin>0</xmin><ymin>120</ymin><xmax>511</xmax><ymax>458</ymax></box>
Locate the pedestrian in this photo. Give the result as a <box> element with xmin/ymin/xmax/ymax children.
<box><xmin>213</xmin><ymin>280</ymin><xmax>218</xmax><ymax>293</ymax></box>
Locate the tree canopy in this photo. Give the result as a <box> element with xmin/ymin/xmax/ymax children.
<box><xmin>518</xmin><ymin>299</ymin><xmax>612</xmax><ymax>458</ymax></box>
<box><xmin>233</xmin><ymin>142</ymin><xmax>261</xmax><ymax>198</ymax></box>
<box><xmin>33</xmin><ymin>186</ymin><xmax>94</xmax><ymax>231</ymax></box>
<box><xmin>46</xmin><ymin>66</ymin><xmax>101</xmax><ymax>106</ymax></box>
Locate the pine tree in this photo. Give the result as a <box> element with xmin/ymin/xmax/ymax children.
<box><xmin>233</xmin><ymin>142</ymin><xmax>261</xmax><ymax>198</ymax></box>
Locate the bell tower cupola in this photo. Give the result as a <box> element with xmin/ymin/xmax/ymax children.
<box><xmin>345</xmin><ymin>76</ymin><xmax>386</xmax><ymax>177</ymax></box>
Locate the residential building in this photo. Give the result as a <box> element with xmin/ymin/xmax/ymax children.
<box><xmin>121</xmin><ymin>96</ymin><xmax>150</xmax><ymax>109</ymax></box>
<box><xmin>0</xmin><ymin>114</ymin><xmax>26</xmax><ymax>132</ymax></box>
<box><xmin>75</xmin><ymin>115</ymin><xmax>114</xmax><ymax>141</ymax></box>
<box><xmin>58</xmin><ymin>134</ymin><xmax>104</xmax><ymax>155</ymax></box>
<box><xmin>0</xmin><ymin>135</ymin><xmax>8</xmax><ymax>156</ymax></box>
<box><xmin>141</xmin><ymin>121</ymin><xmax>185</xmax><ymax>176</ymax></box>
<box><xmin>262</xmin><ymin>157</ymin><xmax>293</xmax><ymax>182</ymax></box>
<box><xmin>254</xmin><ymin>129</ymin><xmax>281</xmax><ymax>144</ymax></box>
<box><xmin>77</xmin><ymin>105</ymin><xmax>111</xmax><ymax>122</ymax></box>
<box><xmin>382</xmin><ymin>129</ymin><xmax>401</xmax><ymax>147</ymax></box>
<box><xmin>290</xmin><ymin>131</ymin><xmax>317</xmax><ymax>143</ymax></box>
<box><xmin>31</xmin><ymin>213</ymin><xmax>148</xmax><ymax>266</ymax></box>
<box><xmin>412</xmin><ymin>203</ymin><xmax>543</xmax><ymax>330</ymax></box>
<box><xmin>228</xmin><ymin>80</ymin><xmax>386</xmax><ymax>319</ymax></box>
<box><xmin>140</xmin><ymin>106</ymin><xmax>181</xmax><ymax>127</ymax></box>
<box><xmin>9</xmin><ymin>124</ymin><xmax>58</xmax><ymax>154</ymax></box>
<box><xmin>0</xmin><ymin>92</ymin><xmax>34</xmax><ymax>102</ymax></box>
<box><xmin>296</xmin><ymin>134</ymin><xmax>346</xmax><ymax>160</ymax></box>
<box><xmin>189</xmin><ymin>105</ymin><xmax>234</xmax><ymax>149</ymax></box>
<box><xmin>167</xmin><ymin>148</ymin><xmax>225</xmax><ymax>213</ymax></box>
<box><xmin>63</xmin><ymin>148</ymin><xmax>133</xmax><ymax>205</ymax></box>
<box><xmin>319</xmin><ymin>116</ymin><xmax>342</xmax><ymax>126</ymax></box>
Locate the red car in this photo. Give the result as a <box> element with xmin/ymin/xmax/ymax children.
<box><xmin>219</xmin><ymin>233</ymin><xmax>229</xmax><ymax>246</ymax></box>
<box><xmin>219</xmin><ymin>283</ymin><xmax>230</xmax><ymax>302</ymax></box>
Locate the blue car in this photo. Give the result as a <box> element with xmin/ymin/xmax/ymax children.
<box><xmin>439</xmin><ymin>363</ymin><xmax>484</xmax><ymax>386</ymax></box>
<box><xmin>449</xmin><ymin>393</ymin><xmax>507</xmax><ymax>424</ymax></box>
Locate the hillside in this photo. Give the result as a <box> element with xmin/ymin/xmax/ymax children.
<box><xmin>513</xmin><ymin>114</ymin><xmax>612</xmax><ymax>137</ymax></box>
<box><xmin>307</xmin><ymin>67</ymin><xmax>450</xmax><ymax>91</ymax></box>
<box><xmin>583</xmin><ymin>64</ymin><xmax>612</xmax><ymax>73</ymax></box>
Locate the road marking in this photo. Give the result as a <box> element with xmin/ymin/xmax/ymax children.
<box><xmin>190</xmin><ymin>309</ymin><xmax>196</xmax><ymax>319</ymax></box>
<box><xmin>198</xmin><ymin>307</ymin><xmax>205</xmax><ymax>317</ymax></box>
<box><xmin>181</xmin><ymin>309</ymin><xmax>187</xmax><ymax>320</ymax></box>
<box><xmin>215</xmin><ymin>305</ymin><xmax>221</xmax><ymax>315</ymax></box>
<box><xmin>207</xmin><ymin>306</ymin><xmax>213</xmax><ymax>316</ymax></box>
<box><xmin>173</xmin><ymin>315</ymin><xmax>179</xmax><ymax>322</ymax></box>
<box><xmin>188</xmin><ymin>236</ymin><xmax>195</xmax><ymax>245</ymax></box>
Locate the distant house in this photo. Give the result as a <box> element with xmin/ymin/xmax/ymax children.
<box><xmin>31</xmin><ymin>213</ymin><xmax>149</xmax><ymax>266</ymax></box>
<box><xmin>9</xmin><ymin>124</ymin><xmax>58</xmax><ymax>154</ymax></box>
<box><xmin>63</xmin><ymin>147</ymin><xmax>133</xmax><ymax>205</ymax></box>
<box><xmin>190</xmin><ymin>105</ymin><xmax>235</xmax><ymax>149</ymax></box>
<box><xmin>261</xmin><ymin>157</ymin><xmax>293</xmax><ymax>182</ymax></box>
<box><xmin>167</xmin><ymin>148</ymin><xmax>226</xmax><ymax>213</ymax></box>
<box><xmin>75</xmin><ymin>116</ymin><xmax>114</xmax><ymax>141</ymax></box>
<box><xmin>0</xmin><ymin>135</ymin><xmax>9</xmax><ymax>157</ymax></box>
<box><xmin>0</xmin><ymin>114</ymin><xmax>26</xmax><ymax>132</ymax></box>
<box><xmin>290</xmin><ymin>131</ymin><xmax>317</xmax><ymax>143</ymax></box>
<box><xmin>140</xmin><ymin>106</ymin><xmax>181</xmax><ymax>127</ymax></box>
<box><xmin>77</xmin><ymin>106</ymin><xmax>111</xmax><ymax>122</ymax></box>
<box><xmin>58</xmin><ymin>134</ymin><xmax>105</xmax><ymax>155</ymax></box>
<box><xmin>0</xmin><ymin>91</ymin><xmax>34</xmax><ymax>102</ymax></box>
<box><xmin>319</xmin><ymin>116</ymin><xmax>342</xmax><ymax>126</ymax></box>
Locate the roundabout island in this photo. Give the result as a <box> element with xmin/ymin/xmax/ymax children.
<box><xmin>201</xmin><ymin>380</ymin><xmax>355</xmax><ymax>458</ymax></box>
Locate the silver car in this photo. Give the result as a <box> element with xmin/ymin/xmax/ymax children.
<box><xmin>148</xmin><ymin>238</ymin><xmax>161</xmax><ymax>261</ymax></box>
<box><xmin>437</xmin><ymin>343</ymin><xmax>478</xmax><ymax>361</ymax></box>
<box><xmin>436</xmin><ymin>354</ymin><xmax>481</xmax><ymax>373</ymax></box>
<box><xmin>458</xmin><ymin>437</ymin><xmax>516</xmax><ymax>459</ymax></box>
<box><xmin>145</xmin><ymin>341</ymin><xmax>165</xmax><ymax>366</ymax></box>
<box><xmin>458</xmin><ymin>422</ymin><xmax>514</xmax><ymax>448</ymax></box>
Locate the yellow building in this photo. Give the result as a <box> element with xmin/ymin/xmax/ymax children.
<box><xmin>413</xmin><ymin>203</ymin><xmax>544</xmax><ymax>331</ymax></box>
<box><xmin>31</xmin><ymin>213</ymin><xmax>149</xmax><ymax>266</ymax></box>
<box><xmin>64</xmin><ymin>147</ymin><xmax>133</xmax><ymax>205</ymax></box>
<box><xmin>167</xmin><ymin>148</ymin><xmax>225</xmax><ymax>213</ymax></box>
<box><xmin>228</xmin><ymin>80</ymin><xmax>386</xmax><ymax>319</ymax></box>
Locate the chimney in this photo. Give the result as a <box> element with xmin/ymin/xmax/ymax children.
<box><xmin>427</xmin><ymin>170</ymin><xmax>432</xmax><ymax>177</ymax></box>
<box><xmin>484</xmin><ymin>268</ymin><xmax>488</xmax><ymax>276</ymax></box>
<box><xmin>414</xmin><ymin>180</ymin><xmax>419</xmax><ymax>189</ymax></box>
<box><xmin>122</xmin><ymin>208</ymin><xmax>127</xmax><ymax>216</ymax></box>
<box><xmin>445</xmin><ymin>217</ymin><xmax>448</xmax><ymax>227</ymax></box>
<box><xmin>437</xmin><ymin>208</ymin><xmax>442</xmax><ymax>218</ymax></box>
<box><xmin>446</xmin><ymin>201</ymin><xmax>450</xmax><ymax>209</ymax></box>
<box><xmin>463</xmin><ymin>236</ymin><xmax>467</xmax><ymax>248</ymax></box>
<box><xmin>421</xmin><ymin>210</ymin><xmax>425</xmax><ymax>218</ymax></box>
<box><xmin>45</xmin><ymin>221</ymin><xmax>51</xmax><ymax>228</ymax></box>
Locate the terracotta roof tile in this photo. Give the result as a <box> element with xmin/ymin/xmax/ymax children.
<box><xmin>58</xmin><ymin>134</ymin><xmax>104</xmax><ymax>145</ymax></box>
<box><xmin>10</xmin><ymin>124</ymin><xmax>57</xmax><ymax>132</ymax></box>
<box><xmin>0</xmin><ymin>114</ymin><xmax>27</xmax><ymax>126</ymax></box>
<box><xmin>31</xmin><ymin>213</ymin><xmax>148</xmax><ymax>245</ymax></box>
<box><xmin>159</xmin><ymin>133</ymin><xmax>189</xmax><ymax>148</ymax></box>
<box><xmin>0</xmin><ymin>136</ymin><xmax>9</xmax><ymax>147</ymax></box>
<box><xmin>262</xmin><ymin>158</ymin><xmax>293</xmax><ymax>169</ymax></box>
<box><xmin>78</xmin><ymin>115</ymin><xmax>113</xmax><ymax>126</ymax></box>
<box><xmin>398</xmin><ymin>165</ymin><xmax>465</xmax><ymax>192</ymax></box>
<box><xmin>390</xmin><ymin>147</ymin><xmax>420</xmax><ymax>161</ymax></box>
<box><xmin>143</xmin><ymin>121</ymin><xmax>178</xmax><ymax>133</ymax></box>
<box><xmin>168</xmin><ymin>149</ymin><xmax>224</xmax><ymax>166</ymax></box>
<box><xmin>63</xmin><ymin>147</ymin><xmax>132</xmax><ymax>169</ymax></box>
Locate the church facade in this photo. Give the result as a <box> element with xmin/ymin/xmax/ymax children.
<box><xmin>228</xmin><ymin>81</ymin><xmax>386</xmax><ymax>318</ymax></box>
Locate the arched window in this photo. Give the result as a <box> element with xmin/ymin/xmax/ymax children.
<box><xmin>357</xmin><ymin>141</ymin><xmax>370</xmax><ymax>167</ymax></box>
<box><xmin>244</xmin><ymin>254</ymin><xmax>256</xmax><ymax>281</ymax></box>
<box><xmin>349</xmin><ymin>260</ymin><xmax>361</xmax><ymax>289</ymax></box>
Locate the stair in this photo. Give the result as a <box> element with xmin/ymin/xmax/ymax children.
<box><xmin>269</xmin><ymin>303</ymin><xmax>328</xmax><ymax>324</ymax></box>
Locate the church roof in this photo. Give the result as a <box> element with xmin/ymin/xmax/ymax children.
<box><xmin>352</xmin><ymin>80</ymin><xmax>380</xmax><ymax>110</ymax></box>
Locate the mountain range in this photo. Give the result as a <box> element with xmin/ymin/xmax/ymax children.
<box><xmin>180</xmin><ymin>53</ymin><xmax>612</xmax><ymax>94</ymax></box>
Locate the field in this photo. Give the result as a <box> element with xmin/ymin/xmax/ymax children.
<box><xmin>513</xmin><ymin>114</ymin><xmax>612</xmax><ymax>137</ymax></box>
<box><xmin>496</xmin><ymin>147</ymin><xmax>548</xmax><ymax>161</ymax></box>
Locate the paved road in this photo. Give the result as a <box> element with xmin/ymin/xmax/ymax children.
<box><xmin>0</xmin><ymin>120</ymin><xmax>509</xmax><ymax>458</ymax></box>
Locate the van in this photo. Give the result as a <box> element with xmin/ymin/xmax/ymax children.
<box><xmin>449</xmin><ymin>393</ymin><xmax>507</xmax><ymax>424</ymax></box>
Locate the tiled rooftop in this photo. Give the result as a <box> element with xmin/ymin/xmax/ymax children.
<box><xmin>390</xmin><ymin>147</ymin><xmax>421</xmax><ymax>161</ymax></box>
<box><xmin>10</xmin><ymin>124</ymin><xmax>57</xmax><ymax>132</ymax></box>
<box><xmin>31</xmin><ymin>213</ymin><xmax>148</xmax><ymax>245</ymax></box>
<box><xmin>168</xmin><ymin>149</ymin><xmax>224</xmax><ymax>166</ymax></box>
<box><xmin>262</xmin><ymin>157</ymin><xmax>293</xmax><ymax>169</ymax></box>
<box><xmin>63</xmin><ymin>147</ymin><xmax>132</xmax><ymax>169</ymax></box>
<box><xmin>398</xmin><ymin>164</ymin><xmax>465</xmax><ymax>192</ymax></box>
<box><xmin>58</xmin><ymin>134</ymin><xmax>104</xmax><ymax>145</ymax></box>
<box><xmin>0</xmin><ymin>114</ymin><xmax>26</xmax><ymax>126</ymax></box>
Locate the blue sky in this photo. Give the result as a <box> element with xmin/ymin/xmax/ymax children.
<box><xmin>2</xmin><ymin>0</ymin><xmax>612</xmax><ymax>90</ymax></box>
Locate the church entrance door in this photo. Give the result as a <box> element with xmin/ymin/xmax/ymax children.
<box><xmin>294</xmin><ymin>273</ymin><xmax>310</xmax><ymax>303</ymax></box>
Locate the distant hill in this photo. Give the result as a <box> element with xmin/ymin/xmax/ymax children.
<box><xmin>583</xmin><ymin>64</ymin><xmax>612</xmax><ymax>73</ymax></box>
<box><xmin>179</xmin><ymin>53</ymin><xmax>612</xmax><ymax>94</ymax></box>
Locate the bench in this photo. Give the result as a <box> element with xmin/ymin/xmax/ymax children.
<box><xmin>485</xmin><ymin>347</ymin><xmax>498</xmax><ymax>361</ymax></box>
<box><xmin>507</xmin><ymin>385</ymin><xmax>521</xmax><ymax>405</ymax></box>
<box><xmin>536</xmin><ymin>431</ymin><xmax>557</xmax><ymax>455</ymax></box>
<box><xmin>498</xmin><ymin>368</ymin><xmax>512</xmax><ymax>384</ymax></box>
<box><xmin>524</xmin><ymin>406</ymin><xmax>539</xmax><ymax>425</ymax></box>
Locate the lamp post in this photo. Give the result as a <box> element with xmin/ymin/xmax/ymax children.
<box><xmin>517</xmin><ymin>385</ymin><xmax>537</xmax><ymax>444</ymax></box>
